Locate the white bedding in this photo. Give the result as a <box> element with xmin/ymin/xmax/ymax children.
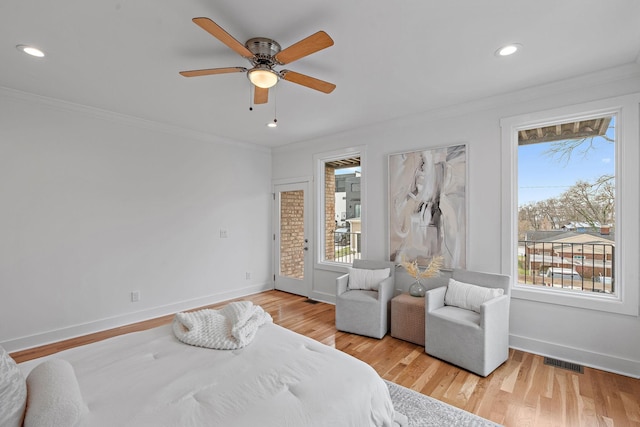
<box><xmin>19</xmin><ymin>322</ymin><xmax>397</xmax><ymax>426</ymax></box>
<box><xmin>172</xmin><ymin>302</ymin><xmax>272</xmax><ymax>349</ymax></box>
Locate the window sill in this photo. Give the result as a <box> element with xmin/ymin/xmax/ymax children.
<box><xmin>315</xmin><ymin>260</ymin><xmax>352</xmax><ymax>274</ymax></box>
<box><xmin>511</xmin><ymin>284</ymin><xmax>638</xmax><ymax>316</ymax></box>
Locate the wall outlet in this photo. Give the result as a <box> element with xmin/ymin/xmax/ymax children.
<box><xmin>245</xmin><ymin>272</ymin><xmax>251</xmax><ymax>280</ymax></box>
<box><xmin>219</xmin><ymin>229</ymin><xmax>228</xmax><ymax>238</ymax></box>
<box><xmin>131</xmin><ymin>291</ymin><xmax>141</xmax><ymax>302</ymax></box>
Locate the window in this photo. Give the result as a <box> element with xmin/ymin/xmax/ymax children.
<box><xmin>500</xmin><ymin>95</ymin><xmax>640</xmax><ymax>315</ymax></box>
<box><xmin>517</xmin><ymin>115</ymin><xmax>616</xmax><ymax>295</ymax></box>
<box><xmin>315</xmin><ymin>149</ymin><xmax>365</xmax><ymax>267</ymax></box>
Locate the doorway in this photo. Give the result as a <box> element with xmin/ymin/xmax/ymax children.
<box><xmin>273</xmin><ymin>181</ymin><xmax>311</xmax><ymax>296</ymax></box>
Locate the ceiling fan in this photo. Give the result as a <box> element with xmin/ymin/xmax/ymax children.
<box><xmin>180</xmin><ymin>17</ymin><xmax>336</xmax><ymax>105</ymax></box>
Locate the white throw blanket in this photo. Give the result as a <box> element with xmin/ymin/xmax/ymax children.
<box><xmin>172</xmin><ymin>301</ymin><xmax>272</xmax><ymax>350</ymax></box>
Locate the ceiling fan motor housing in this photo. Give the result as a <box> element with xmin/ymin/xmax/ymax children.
<box><xmin>245</xmin><ymin>37</ymin><xmax>281</xmax><ymax>67</ymax></box>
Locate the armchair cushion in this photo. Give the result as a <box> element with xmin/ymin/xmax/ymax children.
<box><xmin>339</xmin><ymin>289</ymin><xmax>379</xmax><ymax>303</ymax></box>
<box><xmin>347</xmin><ymin>267</ymin><xmax>390</xmax><ymax>291</ymax></box>
<box><xmin>444</xmin><ymin>278</ymin><xmax>504</xmax><ymax>313</ymax></box>
<box><xmin>431</xmin><ymin>305</ymin><xmax>481</xmax><ymax>326</ymax></box>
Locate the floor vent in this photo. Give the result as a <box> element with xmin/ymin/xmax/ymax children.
<box><xmin>544</xmin><ymin>357</ymin><xmax>584</xmax><ymax>373</ymax></box>
<box><xmin>304</xmin><ymin>298</ymin><xmax>319</xmax><ymax>304</ymax></box>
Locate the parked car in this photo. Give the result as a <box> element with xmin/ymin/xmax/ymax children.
<box><xmin>596</xmin><ymin>275</ymin><xmax>613</xmax><ymax>285</ymax></box>
<box><xmin>544</xmin><ymin>267</ymin><xmax>582</xmax><ymax>287</ymax></box>
<box><xmin>334</xmin><ymin>227</ymin><xmax>350</xmax><ymax>246</ymax></box>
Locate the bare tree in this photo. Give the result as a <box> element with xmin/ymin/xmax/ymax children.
<box><xmin>544</xmin><ymin>130</ymin><xmax>615</xmax><ymax>186</ymax></box>
<box><xmin>518</xmin><ymin>198</ymin><xmax>571</xmax><ymax>232</ymax></box>
<box><xmin>520</xmin><ymin>124</ymin><xmax>615</xmax><ymax>232</ymax></box>
<box><xmin>519</xmin><ymin>176</ymin><xmax>614</xmax><ymax>233</ymax></box>
<box><xmin>559</xmin><ymin>178</ymin><xmax>615</xmax><ymax>227</ymax></box>
<box><xmin>519</xmin><ymin>203</ymin><xmax>542</xmax><ymax>231</ymax></box>
<box><xmin>544</xmin><ymin>133</ymin><xmax>613</xmax><ymax>165</ymax></box>
<box><xmin>544</xmin><ymin>129</ymin><xmax>614</xmax><ymax>226</ymax></box>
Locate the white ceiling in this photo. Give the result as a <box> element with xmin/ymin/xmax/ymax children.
<box><xmin>1</xmin><ymin>0</ymin><xmax>639</xmax><ymax>148</ymax></box>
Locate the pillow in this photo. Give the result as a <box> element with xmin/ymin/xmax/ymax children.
<box><xmin>0</xmin><ymin>345</ymin><xmax>27</xmax><ymax>427</ymax></box>
<box><xmin>24</xmin><ymin>359</ymin><xmax>88</xmax><ymax>427</ymax></box>
<box><xmin>444</xmin><ymin>278</ymin><xmax>504</xmax><ymax>313</ymax></box>
<box><xmin>348</xmin><ymin>267</ymin><xmax>390</xmax><ymax>290</ymax></box>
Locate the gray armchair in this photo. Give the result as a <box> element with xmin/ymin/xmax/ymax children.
<box><xmin>425</xmin><ymin>269</ymin><xmax>510</xmax><ymax>377</ymax></box>
<box><xmin>335</xmin><ymin>260</ymin><xmax>395</xmax><ymax>339</ymax></box>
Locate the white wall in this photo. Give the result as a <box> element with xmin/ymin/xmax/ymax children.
<box><xmin>2</xmin><ymin>64</ymin><xmax>638</xmax><ymax>377</ymax></box>
<box><xmin>0</xmin><ymin>89</ymin><xmax>273</xmax><ymax>351</ymax></box>
<box><xmin>272</xmin><ymin>64</ymin><xmax>640</xmax><ymax>378</ymax></box>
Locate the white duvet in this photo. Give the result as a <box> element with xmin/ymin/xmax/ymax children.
<box><xmin>19</xmin><ymin>322</ymin><xmax>397</xmax><ymax>426</ymax></box>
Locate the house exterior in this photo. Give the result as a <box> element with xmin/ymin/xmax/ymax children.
<box><xmin>522</xmin><ymin>231</ymin><xmax>614</xmax><ymax>276</ymax></box>
<box><xmin>521</xmin><ymin>230</ymin><xmax>615</xmax><ymax>292</ymax></box>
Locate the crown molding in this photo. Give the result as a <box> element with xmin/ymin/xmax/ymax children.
<box><xmin>278</xmin><ymin>63</ymin><xmax>640</xmax><ymax>151</ymax></box>
<box><xmin>0</xmin><ymin>86</ymin><xmax>271</xmax><ymax>154</ymax></box>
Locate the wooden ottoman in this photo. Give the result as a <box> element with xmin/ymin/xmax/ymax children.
<box><xmin>391</xmin><ymin>293</ymin><xmax>426</xmax><ymax>346</ymax></box>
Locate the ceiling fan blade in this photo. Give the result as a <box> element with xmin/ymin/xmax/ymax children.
<box><xmin>281</xmin><ymin>70</ymin><xmax>336</xmax><ymax>94</ymax></box>
<box><xmin>179</xmin><ymin>67</ymin><xmax>247</xmax><ymax>77</ymax></box>
<box><xmin>254</xmin><ymin>86</ymin><xmax>269</xmax><ymax>104</ymax></box>
<box><xmin>274</xmin><ymin>31</ymin><xmax>334</xmax><ymax>65</ymax></box>
<box><xmin>192</xmin><ymin>17</ymin><xmax>254</xmax><ymax>59</ymax></box>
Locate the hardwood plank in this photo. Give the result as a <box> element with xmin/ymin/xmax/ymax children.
<box><xmin>10</xmin><ymin>290</ymin><xmax>640</xmax><ymax>427</ymax></box>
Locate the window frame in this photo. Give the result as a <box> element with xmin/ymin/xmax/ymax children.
<box><xmin>500</xmin><ymin>95</ymin><xmax>639</xmax><ymax>316</ymax></box>
<box><xmin>314</xmin><ymin>146</ymin><xmax>366</xmax><ymax>272</ymax></box>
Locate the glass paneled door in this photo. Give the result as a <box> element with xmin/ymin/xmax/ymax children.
<box><xmin>274</xmin><ymin>181</ymin><xmax>311</xmax><ymax>296</ymax></box>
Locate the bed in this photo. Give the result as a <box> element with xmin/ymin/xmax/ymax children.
<box><xmin>5</xmin><ymin>302</ymin><xmax>403</xmax><ymax>427</ymax></box>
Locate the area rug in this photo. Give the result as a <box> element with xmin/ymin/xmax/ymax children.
<box><xmin>386</xmin><ymin>380</ymin><xmax>502</xmax><ymax>427</ymax></box>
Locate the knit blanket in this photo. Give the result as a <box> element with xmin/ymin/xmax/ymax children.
<box><xmin>172</xmin><ymin>301</ymin><xmax>272</xmax><ymax>350</ymax></box>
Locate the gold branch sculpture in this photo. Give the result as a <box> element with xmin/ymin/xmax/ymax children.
<box><xmin>400</xmin><ymin>255</ymin><xmax>444</xmax><ymax>296</ymax></box>
<box><xmin>400</xmin><ymin>255</ymin><xmax>443</xmax><ymax>280</ymax></box>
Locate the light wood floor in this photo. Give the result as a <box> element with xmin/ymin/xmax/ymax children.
<box><xmin>11</xmin><ymin>290</ymin><xmax>640</xmax><ymax>427</ymax></box>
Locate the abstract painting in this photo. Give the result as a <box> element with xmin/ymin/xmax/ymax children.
<box><xmin>388</xmin><ymin>144</ymin><xmax>467</xmax><ymax>269</ymax></box>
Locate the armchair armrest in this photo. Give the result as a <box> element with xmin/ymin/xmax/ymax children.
<box><xmin>425</xmin><ymin>286</ymin><xmax>447</xmax><ymax>313</ymax></box>
<box><xmin>377</xmin><ymin>275</ymin><xmax>395</xmax><ymax>302</ymax></box>
<box><xmin>336</xmin><ymin>273</ymin><xmax>349</xmax><ymax>296</ymax></box>
<box><xmin>480</xmin><ymin>294</ymin><xmax>510</xmax><ymax>330</ymax></box>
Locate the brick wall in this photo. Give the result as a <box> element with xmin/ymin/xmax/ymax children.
<box><xmin>325</xmin><ymin>165</ymin><xmax>336</xmax><ymax>261</ymax></box>
<box><xmin>280</xmin><ymin>190</ymin><xmax>305</xmax><ymax>279</ymax></box>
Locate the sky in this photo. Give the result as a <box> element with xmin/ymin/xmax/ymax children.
<box><xmin>518</xmin><ymin>117</ymin><xmax>615</xmax><ymax>206</ymax></box>
<box><xmin>336</xmin><ymin>167</ymin><xmax>360</xmax><ymax>175</ymax></box>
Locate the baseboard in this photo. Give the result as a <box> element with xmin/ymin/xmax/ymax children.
<box><xmin>2</xmin><ymin>283</ymin><xmax>273</xmax><ymax>353</ymax></box>
<box><xmin>509</xmin><ymin>333</ymin><xmax>640</xmax><ymax>379</ymax></box>
<box><xmin>309</xmin><ymin>290</ymin><xmax>336</xmax><ymax>305</ymax></box>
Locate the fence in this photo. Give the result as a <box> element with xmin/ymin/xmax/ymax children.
<box><xmin>333</xmin><ymin>231</ymin><xmax>361</xmax><ymax>264</ymax></box>
<box><xmin>519</xmin><ymin>240</ymin><xmax>614</xmax><ymax>293</ymax></box>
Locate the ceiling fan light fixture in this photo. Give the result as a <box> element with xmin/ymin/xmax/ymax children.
<box><xmin>248</xmin><ymin>67</ymin><xmax>278</xmax><ymax>89</ymax></box>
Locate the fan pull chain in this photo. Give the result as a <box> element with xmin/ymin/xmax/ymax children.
<box><xmin>249</xmin><ymin>83</ymin><xmax>253</xmax><ymax>111</ymax></box>
<box><xmin>272</xmin><ymin>85</ymin><xmax>278</xmax><ymax>126</ymax></box>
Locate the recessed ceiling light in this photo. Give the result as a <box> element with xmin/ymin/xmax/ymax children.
<box><xmin>495</xmin><ymin>43</ymin><xmax>522</xmax><ymax>57</ymax></box>
<box><xmin>16</xmin><ymin>44</ymin><xmax>45</xmax><ymax>57</ymax></box>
